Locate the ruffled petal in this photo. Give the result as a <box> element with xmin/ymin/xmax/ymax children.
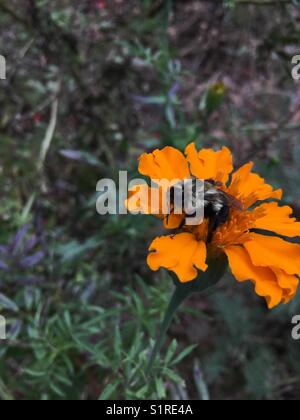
<box><xmin>271</xmin><ymin>267</ymin><xmax>299</xmax><ymax>304</ymax></box>
<box><xmin>252</xmin><ymin>202</ymin><xmax>300</xmax><ymax>237</ymax></box>
<box><xmin>225</xmin><ymin>245</ymin><xmax>283</xmax><ymax>308</ymax></box>
<box><xmin>147</xmin><ymin>233</ymin><xmax>208</xmax><ymax>283</ymax></box>
<box><xmin>228</xmin><ymin>162</ymin><xmax>282</xmax><ymax>209</ymax></box>
<box><xmin>185</xmin><ymin>143</ymin><xmax>233</xmax><ymax>184</ymax></box>
<box><xmin>139</xmin><ymin>146</ymin><xmax>190</xmax><ymax>182</ymax></box>
<box><xmin>244</xmin><ymin>233</ymin><xmax>300</xmax><ymax>276</ymax></box>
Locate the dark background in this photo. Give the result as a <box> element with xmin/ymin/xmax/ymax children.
<box><xmin>0</xmin><ymin>0</ymin><xmax>300</xmax><ymax>400</ymax></box>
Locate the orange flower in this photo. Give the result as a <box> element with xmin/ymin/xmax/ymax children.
<box><xmin>127</xmin><ymin>144</ymin><xmax>300</xmax><ymax>309</ymax></box>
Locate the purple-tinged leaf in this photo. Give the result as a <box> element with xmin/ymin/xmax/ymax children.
<box><xmin>0</xmin><ymin>293</ymin><xmax>19</xmax><ymax>312</ymax></box>
<box><xmin>168</xmin><ymin>82</ymin><xmax>179</xmax><ymax>99</ymax></box>
<box><xmin>0</xmin><ymin>261</ymin><xmax>9</xmax><ymax>271</ymax></box>
<box><xmin>9</xmin><ymin>320</ymin><xmax>22</xmax><ymax>339</ymax></box>
<box><xmin>19</xmin><ymin>251</ymin><xmax>45</xmax><ymax>268</ymax></box>
<box><xmin>15</xmin><ymin>277</ymin><xmax>44</xmax><ymax>285</ymax></box>
<box><xmin>10</xmin><ymin>224</ymin><xmax>30</xmax><ymax>255</ymax></box>
<box><xmin>59</xmin><ymin>149</ymin><xmax>82</xmax><ymax>160</ymax></box>
<box><xmin>24</xmin><ymin>235</ymin><xmax>38</xmax><ymax>254</ymax></box>
<box><xmin>0</xmin><ymin>246</ymin><xmax>7</xmax><ymax>255</ymax></box>
<box><xmin>133</xmin><ymin>95</ymin><xmax>165</xmax><ymax>105</ymax></box>
<box><xmin>60</xmin><ymin>150</ymin><xmax>101</xmax><ymax>167</ymax></box>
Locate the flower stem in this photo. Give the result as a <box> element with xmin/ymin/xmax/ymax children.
<box><xmin>147</xmin><ymin>285</ymin><xmax>192</xmax><ymax>375</ymax></box>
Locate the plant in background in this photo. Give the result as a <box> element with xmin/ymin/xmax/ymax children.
<box><xmin>1</xmin><ymin>0</ymin><xmax>300</xmax><ymax>401</ymax></box>
<box><xmin>199</xmin><ymin>82</ymin><xmax>226</xmax><ymax>119</ymax></box>
<box><xmin>127</xmin><ymin>144</ymin><xmax>300</xmax><ymax>370</ymax></box>
<box><xmin>0</xmin><ymin>224</ymin><xmax>45</xmax><ymax>278</ymax></box>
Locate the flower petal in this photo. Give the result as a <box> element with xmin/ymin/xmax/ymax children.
<box><xmin>271</xmin><ymin>267</ymin><xmax>299</xmax><ymax>304</ymax></box>
<box><xmin>126</xmin><ymin>184</ymin><xmax>161</xmax><ymax>215</ymax></box>
<box><xmin>126</xmin><ymin>184</ymin><xmax>185</xmax><ymax>229</ymax></box>
<box><xmin>252</xmin><ymin>202</ymin><xmax>300</xmax><ymax>237</ymax></box>
<box><xmin>245</xmin><ymin>233</ymin><xmax>300</xmax><ymax>276</ymax></box>
<box><xmin>228</xmin><ymin>162</ymin><xmax>282</xmax><ymax>209</ymax></box>
<box><xmin>147</xmin><ymin>233</ymin><xmax>208</xmax><ymax>283</ymax></box>
<box><xmin>163</xmin><ymin>213</ymin><xmax>185</xmax><ymax>229</ymax></box>
<box><xmin>185</xmin><ymin>143</ymin><xmax>233</xmax><ymax>184</ymax></box>
<box><xmin>139</xmin><ymin>146</ymin><xmax>190</xmax><ymax>182</ymax></box>
<box><xmin>225</xmin><ymin>245</ymin><xmax>283</xmax><ymax>308</ymax></box>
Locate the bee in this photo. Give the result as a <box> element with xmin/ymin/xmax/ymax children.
<box><xmin>168</xmin><ymin>179</ymin><xmax>243</xmax><ymax>242</ymax></box>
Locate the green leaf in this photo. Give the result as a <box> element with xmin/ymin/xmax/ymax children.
<box><xmin>0</xmin><ymin>293</ymin><xmax>19</xmax><ymax>313</ymax></box>
<box><xmin>55</xmin><ymin>238</ymin><xmax>101</xmax><ymax>262</ymax></box>
<box><xmin>114</xmin><ymin>324</ymin><xmax>122</xmax><ymax>362</ymax></box>
<box><xmin>99</xmin><ymin>382</ymin><xmax>120</xmax><ymax>400</ymax></box>
<box><xmin>155</xmin><ymin>377</ymin><xmax>166</xmax><ymax>399</ymax></box>
<box><xmin>165</xmin><ymin>339</ymin><xmax>177</xmax><ymax>365</ymax></box>
<box><xmin>147</xmin><ymin>285</ymin><xmax>191</xmax><ymax>374</ymax></box>
<box><xmin>50</xmin><ymin>382</ymin><xmax>66</xmax><ymax>398</ymax></box>
<box><xmin>200</xmin><ymin>82</ymin><xmax>226</xmax><ymax>117</ymax></box>
<box><xmin>24</xmin><ymin>369</ymin><xmax>46</xmax><ymax>378</ymax></box>
<box><xmin>171</xmin><ymin>344</ymin><xmax>197</xmax><ymax>366</ymax></box>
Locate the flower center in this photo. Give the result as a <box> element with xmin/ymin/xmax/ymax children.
<box><xmin>184</xmin><ymin>204</ymin><xmax>261</xmax><ymax>253</ymax></box>
<box><xmin>212</xmin><ymin>210</ymin><xmax>255</xmax><ymax>248</ymax></box>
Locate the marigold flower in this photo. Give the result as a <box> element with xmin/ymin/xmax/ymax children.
<box><xmin>127</xmin><ymin>144</ymin><xmax>300</xmax><ymax>309</ymax></box>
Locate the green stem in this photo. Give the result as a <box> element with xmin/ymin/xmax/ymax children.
<box><xmin>147</xmin><ymin>285</ymin><xmax>191</xmax><ymax>374</ymax></box>
<box><xmin>146</xmin><ymin>254</ymin><xmax>228</xmax><ymax>375</ymax></box>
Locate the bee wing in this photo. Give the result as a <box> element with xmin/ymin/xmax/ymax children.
<box><xmin>221</xmin><ymin>191</ymin><xmax>244</xmax><ymax>211</ymax></box>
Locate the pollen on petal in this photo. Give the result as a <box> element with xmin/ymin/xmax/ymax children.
<box><xmin>212</xmin><ymin>209</ymin><xmax>254</xmax><ymax>248</ymax></box>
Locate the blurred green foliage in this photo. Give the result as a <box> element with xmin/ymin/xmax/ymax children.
<box><xmin>0</xmin><ymin>0</ymin><xmax>300</xmax><ymax>400</ymax></box>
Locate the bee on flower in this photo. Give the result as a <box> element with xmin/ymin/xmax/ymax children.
<box><xmin>127</xmin><ymin>144</ymin><xmax>300</xmax><ymax>309</ymax></box>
